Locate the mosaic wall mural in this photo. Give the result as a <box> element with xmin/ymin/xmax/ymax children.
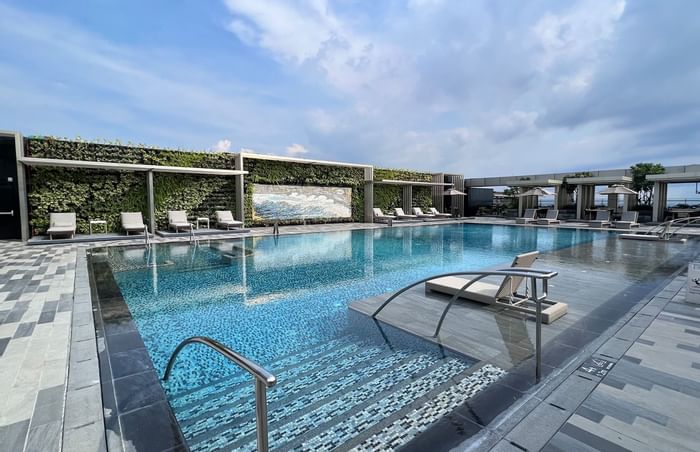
<box><xmin>252</xmin><ymin>184</ymin><xmax>352</xmax><ymax>220</ymax></box>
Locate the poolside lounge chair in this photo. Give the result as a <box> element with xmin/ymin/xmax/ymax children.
<box><xmin>613</xmin><ymin>211</ymin><xmax>640</xmax><ymax>229</ymax></box>
<box><xmin>536</xmin><ymin>209</ymin><xmax>560</xmax><ymax>225</ymax></box>
<box><xmin>515</xmin><ymin>209</ymin><xmax>537</xmax><ymax>224</ymax></box>
<box><xmin>47</xmin><ymin>213</ymin><xmax>76</xmax><ymax>240</ymax></box>
<box><xmin>394</xmin><ymin>208</ymin><xmax>417</xmax><ymax>220</ymax></box>
<box><xmin>215</xmin><ymin>210</ymin><xmax>244</xmax><ymax>230</ymax></box>
<box><xmin>426</xmin><ymin>251</ymin><xmax>567</xmax><ymax>323</ymax></box>
<box><xmin>589</xmin><ymin>211</ymin><xmax>611</xmax><ymax>228</ymax></box>
<box><xmin>428</xmin><ymin>207</ymin><xmax>452</xmax><ymax>218</ymax></box>
<box><xmin>168</xmin><ymin>210</ymin><xmax>193</xmax><ymax>232</ymax></box>
<box><xmin>121</xmin><ymin>212</ymin><xmax>147</xmax><ymax>235</ymax></box>
<box><xmin>373</xmin><ymin>208</ymin><xmax>396</xmax><ymax>223</ymax></box>
<box><xmin>413</xmin><ymin>207</ymin><xmax>435</xmax><ymax>219</ymax></box>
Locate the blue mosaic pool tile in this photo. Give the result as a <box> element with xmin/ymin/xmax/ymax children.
<box><xmin>179</xmin><ymin>342</ymin><xmax>387</xmax><ymax>427</ymax></box>
<box><xmin>350</xmin><ymin>364</ymin><xmax>505</xmax><ymax>451</ymax></box>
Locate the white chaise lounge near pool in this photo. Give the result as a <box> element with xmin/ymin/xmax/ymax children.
<box><xmin>426</xmin><ymin>251</ymin><xmax>568</xmax><ymax>324</ymax></box>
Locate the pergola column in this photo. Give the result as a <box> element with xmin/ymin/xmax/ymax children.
<box><xmin>147</xmin><ymin>170</ymin><xmax>156</xmax><ymax>234</ymax></box>
<box><xmin>554</xmin><ymin>186</ymin><xmax>567</xmax><ymax>209</ymax></box>
<box><xmin>234</xmin><ymin>154</ymin><xmax>245</xmax><ymax>223</ymax></box>
<box><xmin>364</xmin><ymin>167</ymin><xmax>374</xmax><ymax>223</ymax></box>
<box><xmin>576</xmin><ymin>184</ymin><xmax>585</xmax><ymax>219</ymax></box>
<box><xmin>402</xmin><ymin>185</ymin><xmax>412</xmax><ymax>213</ymax></box>
<box><xmin>518</xmin><ymin>195</ymin><xmax>524</xmax><ymax>217</ymax></box>
<box><xmin>652</xmin><ymin>181</ymin><xmax>668</xmax><ymax>222</ymax></box>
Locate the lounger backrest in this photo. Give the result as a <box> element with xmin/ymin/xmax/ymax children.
<box><xmin>595</xmin><ymin>210</ymin><xmax>610</xmax><ymax>221</ymax></box>
<box><xmin>620</xmin><ymin>211</ymin><xmax>638</xmax><ymax>222</ymax></box>
<box><xmin>216</xmin><ymin>210</ymin><xmax>234</xmax><ymax>222</ymax></box>
<box><xmin>546</xmin><ymin>210</ymin><xmax>559</xmax><ymax>220</ymax></box>
<box><xmin>522</xmin><ymin>209</ymin><xmax>535</xmax><ymax>218</ymax></box>
<box><xmin>413</xmin><ymin>207</ymin><xmax>424</xmax><ymax>215</ymax></box>
<box><xmin>496</xmin><ymin>251</ymin><xmax>540</xmax><ymax>299</ymax></box>
<box><xmin>50</xmin><ymin>212</ymin><xmax>76</xmax><ymax>228</ymax></box>
<box><xmin>429</xmin><ymin>207</ymin><xmax>439</xmax><ymax>215</ymax></box>
<box><xmin>394</xmin><ymin>207</ymin><xmax>406</xmax><ymax>216</ymax></box>
<box><xmin>168</xmin><ymin>210</ymin><xmax>188</xmax><ymax>223</ymax></box>
<box><xmin>120</xmin><ymin>212</ymin><xmax>144</xmax><ymax>227</ymax></box>
<box><xmin>373</xmin><ymin>208</ymin><xmax>384</xmax><ymax>217</ymax></box>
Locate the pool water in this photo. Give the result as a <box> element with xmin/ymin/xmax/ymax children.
<box><xmin>107</xmin><ymin>223</ymin><xmax>597</xmax><ymax>450</ymax></box>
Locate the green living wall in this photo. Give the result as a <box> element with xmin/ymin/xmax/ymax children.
<box><xmin>243</xmin><ymin>158</ymin><xmax>365</xmax><ymax>226</ymax></box>
<box><xmin>26</xmin><ymin>137</ymin><xmax>238</xmax><ymax>234</ymax></box>
<box><xmin>373</xmin><ymin>168</ymin><xmax>434</xmax><ymax>212</ymax></box>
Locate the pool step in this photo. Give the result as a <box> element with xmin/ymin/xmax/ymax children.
<box><xmin>170</xmin><ymin>337</ymin><xmax>504</xmax><ymax>452</ymax></box>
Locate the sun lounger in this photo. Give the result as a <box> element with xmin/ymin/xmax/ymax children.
<box><xmin>373</xmin><ymin>208</ymin><xmax>396</xmax><ymax>223</ymax></box>
<box><xmin>426</xmin><ymin>251</ymin><xmax>567</xmax><ymax>323</ymax></box>
<box><xmin>589</xmin><ymin>211</ymin><xmax>611</xmax><ymax>228</ymax></box>
<box><xmin>536</xmin><ymin>209</ymin><xmax>560</xmax><ymax>225</ymax></box>
<box><xmin>215</xmin><ymin>210</ymin><xmax>244</xmax><ymax>230</ymax></box>
<box><xmin>413</xmin><ymin>207</ymin><xmax>435</xmax><ymax>219</ymax></box>
<box><xmin>428</xmin><ymin>207</ymin><xmax>452</xmax><ymax>218</ymax></box>
<box><xmin>121</xmin><ymin>212</ymin><xmax>147</xmax><ymax>235</ymax></box>
<box><xmin>394</xmin><ymin>207</ymin><xmax>417</xmax><ymax>220</ymax></box>
<box><xmin>47</xmin><ymin>213</ymin><xmax>76</xmax><ymax>239</ymax></box>
<box><xmin>168</xmin><ymin>210</ymin><xmax>193</xmax><ymax>232</ymax></box>
<box><xmin>613</xmin><ymin>211</ymin><xmax>640</xmax><ymax>229</ymax></box>
<box><xmin>515</xmin><ymin>209</ymin><xmax>537</xmax><ymax>224</ymax></box>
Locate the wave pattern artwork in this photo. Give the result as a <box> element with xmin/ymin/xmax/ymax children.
<box><xmin>252</xmin><ymin>184</ymin><xmax>352</xmax><ymax>220</ymax></box>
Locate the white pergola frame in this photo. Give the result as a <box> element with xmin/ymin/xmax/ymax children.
<box><xmin>18</xmin><ymin>156</ymin><xmax>248</xmax><ymax>237</ymax></box>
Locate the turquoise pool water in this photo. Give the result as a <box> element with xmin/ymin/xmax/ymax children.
<box><xmin>108</xmin><ymin>224</ymin><xmax>596</xmax><ymax>389</ymax></box>
<box><xmin>105</xmin><ymin>223</ymin><xmax>600</xmax><ymax>450</ymax></box>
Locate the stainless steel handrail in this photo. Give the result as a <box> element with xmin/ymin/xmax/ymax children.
<box><xmin>0</xmin><ymin>210</ymin><xmax>14</xmax><ymax>216</ymax></box>
<box><xmin>372</xmin><ymin>268</ymin><xmax>558</xmax><ymax>381</ymax></box>
<box><xmin>163</xmin><ymin>336</ymin><xmax>277</xmax><ymax>451</ymax></box>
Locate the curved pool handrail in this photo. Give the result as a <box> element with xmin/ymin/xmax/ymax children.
<box><xmin>163</xmin><ymin>336</ymin><xmax>276</xmax><ymax>451</ymax></box>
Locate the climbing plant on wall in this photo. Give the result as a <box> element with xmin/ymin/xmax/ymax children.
<box><xmin>373</xmin><ymin>168</ymin><xmax>434</xmax><ymax>212</ymax></box>
<box><xmin>26</xmin><ymin>137</ymin><xmax>239</xmax><ymax>234</ymax></box>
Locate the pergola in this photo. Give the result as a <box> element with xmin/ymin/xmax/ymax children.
<box><xmin>565</xmin><ymin>175</ymin><xmax>634</xmax><ymax>220</ymax></box>
<box><xmin>500</xmin><ymin>179</ymin><xmax>563</xmax><ymax>217</ymax></box>
<box><xmin>374</xmin><ymin>179</ymin><xmax>454</xmax><ymax>213</ymax></box>
<box><xmin>18</xmin><ymin>156</ymin><xmax>248</xmax><ymax>235</ymax></box>
<box><xmin>647</xmin><ymin>171</ymin><xmax>700</xmax><ymax>222</ymax></box>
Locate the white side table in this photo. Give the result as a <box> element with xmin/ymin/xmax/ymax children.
<box><xmin>89</xmin><ymin>219</ymin><xmax>107</xmax><ymax>235</ymax></box>
<box><xmin>196</xmin><ymin>217</ymin><xmax>210</xmax><ymax>230</ymax></box>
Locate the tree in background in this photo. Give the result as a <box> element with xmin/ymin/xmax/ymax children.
<box><xmin>630</xmin><ymin>163</ymin><xmax>665</xmax><ymax>205</ymax></box>
<box><xmin>503</xmin><ymin>186</ymin><xmax>520</xmax><ymax>209</ymax></box>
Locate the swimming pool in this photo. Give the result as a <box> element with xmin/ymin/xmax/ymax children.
<box><xmin>105</xmin><ymin>223</ymin><xmax>598</xmax><ymax>450</ymax></box>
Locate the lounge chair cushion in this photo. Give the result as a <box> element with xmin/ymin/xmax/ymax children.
<box><xmin>121</xmin><ymin>212</ymin><xmax>146</xmax><ymax>231</ymax></box>
<box><xmin>426</xmin><ymin>277</ymin><xmax>500</xmax><ymax>304</ymax></box>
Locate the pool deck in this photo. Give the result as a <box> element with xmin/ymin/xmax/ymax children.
<box><xmin>0</xmin><ymin>220</ymin><xmax>699</xmax><ymax>451</ymax></box>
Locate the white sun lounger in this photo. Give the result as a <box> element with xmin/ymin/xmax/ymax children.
<box><xmin>168</xmin><ymin>210</ymin><xmax>193</xmax><ymax>232</ymax></box>
<box><xmin>428</xmin><ymin>207</ymin><xmax>452</xmax><ymax>218</ymax></box>
<box><xmin>394</xmin><ymin>207</ymin><xmax>417</xmax><ymax>220</ymax></box>
<box><xmin>47</xmin><ymin>213</ymin><xmax>76</xmax><ymax>239</ymax></box>
<box><xmin>613</xmin><ymin>211</ymin><xmax>640</xmax><ymax>229</ymax></box>
<box><xmin>215</xmin><ymin>210</ymin><xmax>244</xmax><ymax>230</ymax></box>
<box><xmin>515</xmin><ymin>209</ymin><xmax>537</xmax><ymax>224</ymax></box>
<box><xmin>589</xmin><ymin>211</ymin><xmax>611</xmax><ymax>228</ymax></box>
<box><xmin>373</xmin><ymin>208</ymin><xmax>396</xmax><ymax>223</ymax></box>
<box><xmin>536</xmin><ymin>209</ymin><xmax>560</xmax><ymax>225</ymax></box>
<box><xmin>413</xmin><ymin>207</ymin><xmax>435</xmax><ymax>219</ymax></box>
<box><xmin>426</xmin><ymin>251</ymin><xmax>568</xmax><ymax>323</ymax></box>
<box><xmin>121</xmin><ymin>212</ymin><xmax>147</xmax><ymax>235</ymax></box>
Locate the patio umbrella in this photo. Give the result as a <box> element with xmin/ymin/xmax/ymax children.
<box><xmin>443</xmin><ymin>188</ymin><xmax>467</xmax><ymax>196</ymax></box>
<box><xmin>598</xmin><ymin>184</ymin><xmax>637</xmax><ymax>195</ymax></box>
<box><xmin>517</xmin><ymin>187</ymin><xmax>553</xmax><ymax>197</ymax></box>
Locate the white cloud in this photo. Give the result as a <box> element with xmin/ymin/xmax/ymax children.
<box><xmin>286</xmin><ymin>143</ymin><xmax>309</xmax><ymax>155</ymax></box>
<box><xmin>211</xmin><ymin>139</ymin><xmax>232</xmax><ymax>152</ymax></box>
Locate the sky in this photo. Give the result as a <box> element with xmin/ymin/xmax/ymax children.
<box><xmin>1</xmin><ymin>0</ymin><xmax>699</xmax><ymax>192</ymax></box>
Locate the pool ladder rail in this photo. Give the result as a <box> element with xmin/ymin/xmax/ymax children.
<box><xmin>372</xmin><ymin>268</ymin><xmax>558</xmax><ymax>382</ymax></box>
<box><xmin>163</xmin><ymin>336</ymin><xmax>277</xmax><ymax>452</ymax></box>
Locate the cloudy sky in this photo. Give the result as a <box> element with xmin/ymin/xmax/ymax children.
<box><xmin>1</xmin><ymin>0</ymin><xmax>699</xmax><ymax>187</ymax></box>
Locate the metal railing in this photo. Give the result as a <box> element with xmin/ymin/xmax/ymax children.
<box><xmin>372</xmin><ymin>268</ymin><xmax>558</xmax><ymax>381</ymax></box>
<box><xmin>163</xmin><ymin>336</ymin><xmax>277</xmax><ymax>451</ymax></box>
<box><xmin>641</xmin><ymin>217</ymin><xmax>700</xmax><ymax>240</ymax></box>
